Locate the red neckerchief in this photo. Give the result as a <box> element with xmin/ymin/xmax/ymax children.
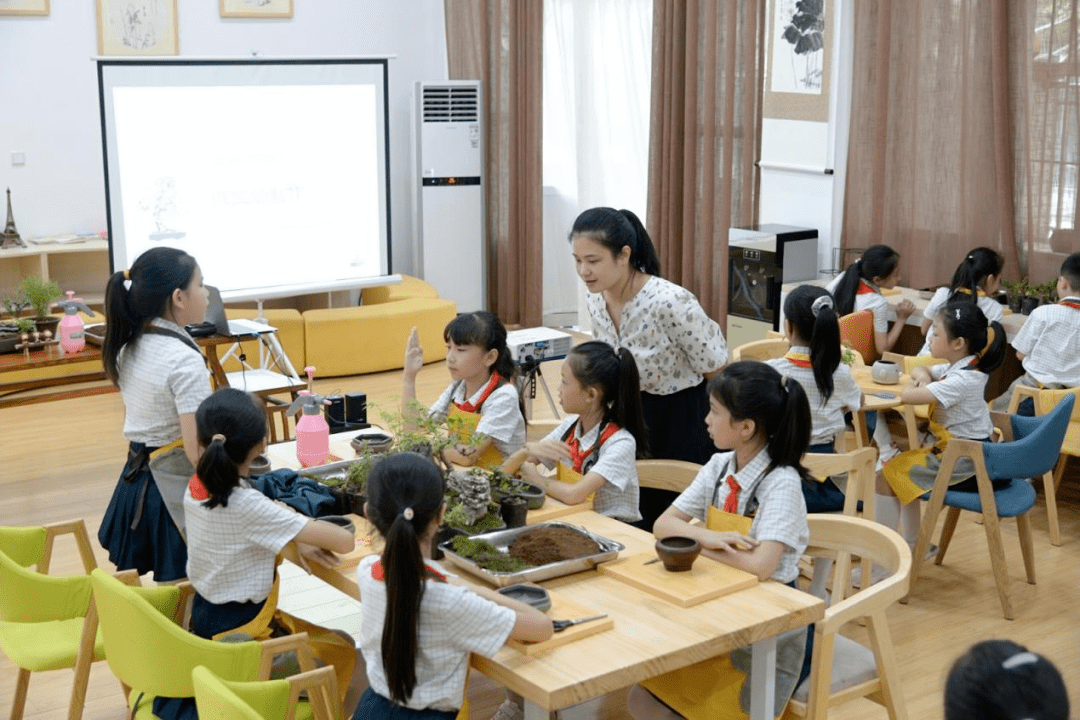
<box><xmin>370</xmin><ymin>559</ymin><xmax>447</xmax><ymax>583</ymax></box>
<box><xmin>1060</xmin><ymin>298</ymin><xmax>1080</xmax><ymax>311</ymax></box>
<box><xmin>565</xmin><ymin>421</ymin><xmax>620</xmax><ymax>473</ymax></box>
<box><xmin>723</xmin><ymin>475</ymin><xmax>740</xmax><ymax>513</ymax></box>
<box><xmin>783</xmin><ymin>350</ymin><xmax>812</xmax><ymax>368</ymax></box>
<box><xmin>452</xmin><ymin>372</ymin><xmax>502</xmax><ymax>413</ymax></box>
<box><xmin>189</xmin><ymin>474</ymin><xmax>209</xmax><ymax>500</ymax></box>
<box><xmin>856</xmin><ymin>280</ymin><xmax>877</xmax><ymax>295</ymax></box>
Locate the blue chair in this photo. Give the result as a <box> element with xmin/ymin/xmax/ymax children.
<box><xmin>909</xmin><ymin>394</ymin><xmax>1075</xmax><ymax>620</ymax></box>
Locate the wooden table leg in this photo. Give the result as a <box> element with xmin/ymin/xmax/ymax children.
<box><xmin>750</xmin><ymin>635</ymin><xmax>777</xmax><ymax>720</ymax></box>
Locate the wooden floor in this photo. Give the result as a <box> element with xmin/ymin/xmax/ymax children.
<box><xmin>3</xmin><ymin>358</ymin><xmax>1080</xmax><ymax>719</ymax></box>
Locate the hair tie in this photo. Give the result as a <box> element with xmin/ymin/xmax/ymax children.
<box><xmin>123</xmin><ymin>269</ymin><xmax>130</xmax><ymax>280</ymax></box>
<box><xmin>1001</xmin><ymin>651</ymin><xmax>1039</xmax><ymax>670</ymax></box>
<box><xmin>211</xmin><ymin>433</ymin><xmax>226</xmax><ymax>444</ymax></box>
<box><xmin>780</xmin><ymin>375</ymin><xmax>789</xmax><ymax>392</ymax></box>
<box><xmin>810</xmin><ymin>295</ymin><xmax>834</xmax><ymax>317</ymax></box>
<box><xmin>978</xmin><ymin>326</ymin><xmax>996</xmax><ymax>358</ymax></box>
<box><xmin>955</xmin><ymin>308</ymin><xmax>961</xmax><ymax>321</ymax></box>
<box><xmin>855</xmin><ymin>257</ymin><xmax>862</xmax><ymax>264</ymax></box>
<box><xmin>402</xmin><ymin>507</ymin><xmax>414</xmax><ymax>521</ymax></box>
<box><xmin>967</xmin><ymin>254</ymin><xmax>974</xmax><ymax>260</ymax></box>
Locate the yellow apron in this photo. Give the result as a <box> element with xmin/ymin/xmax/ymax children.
<box><xmin>213</xmin><ymin>555</ymin><xmax>356</xmax><ymax>702</ymax></box>
<box><xmin>882</xmin><ymin>407</ymin><xmax>957</xmax><ymax>505</ymax></box>
<box><xmin>553</xmin><ymin>462</ymin><xmax>596</xmax><ymax>502</ymax></box>
<box><xmin>446</xmin><ymin>404</ymin><xmax>506</xmax><ymax>470</ymax></box>
<box><xmin>641</xmin><ymin>505</ymin><xmax>763</xmax><ymax>719</ymax></box>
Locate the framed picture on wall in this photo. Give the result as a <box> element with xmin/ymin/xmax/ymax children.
<box><xmin>0</xmin><ymin>0</ymin><xmax>49</xmax><ymax>16</ymax></box>
<box><xmin>96</xmin><ymin>0</ymin><xmax>178</xmax><ymax>56</ymax></box>
<box><xmin>763</xmin><ymin>0</ymin><xmax>831</xmax><ymax>122</ymax></box>
<box><xmin>220</xmin><ymin>0</ymin><xmax>292</xmax><ymax>18</ymax></box>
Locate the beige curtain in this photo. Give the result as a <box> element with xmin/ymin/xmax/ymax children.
<box><xmin>844</xmin><ymin>0</ymin><xmax>1080</xmax><ymax>289</ymax></box>
<box><xmin>445</xmin><ymin>0</ymin><xmax>544</xmax><ymax>327</ymax></box>
<box><xmin>646</xmin><ymin>0</ymin><xmax>765</xmax><ymax>322</ymax></box>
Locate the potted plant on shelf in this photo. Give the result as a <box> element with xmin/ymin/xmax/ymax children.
<box><xmin>0</xmin><ymin>289</ymin><xmax>29</xmax><ymax>353</ymax></box>
<box><xmin>1001</xmin><ymin>278</ymin><xmax>1027</xmax><ymax>314</ymax></box>
<box><xmin>19</xmin><ymin>276</ymin><xmax>61</xmax><ymax>336</ymax></box>
<box><xmin>1034</xmin><ymin>279</ymin><xmax>1059</xmax><ymax>308</ymax></box>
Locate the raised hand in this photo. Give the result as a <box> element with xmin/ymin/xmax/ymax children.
<box><xmin>404</xmin><ymin>326</ymin><xmax>424</xmax><ymax>378</ymax></box>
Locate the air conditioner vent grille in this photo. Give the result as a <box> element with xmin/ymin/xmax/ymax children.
<box><xmin>422</xmin><ymin>86</ymin><xmax>479</xmax><ymax>123</ymax></box>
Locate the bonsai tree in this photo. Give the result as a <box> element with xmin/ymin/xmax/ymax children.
<box><xmin>1035</xmin><ymin>279</ymin><xmax>1059</xmax><ymax>305</ymax></box>
<box><xmin>19</xmin><ymin>276</ymin><xmax>61</xmax><ymax>321</ymax></box>
<box><xmin>1</xmin><ymin>288</ymin><xmax>29</xmax><ymax>321</ymax></box>
<box><xmin>376</xmin><ymin>399</ymin><xmax>482</xmax><ymax>472</ymax></box>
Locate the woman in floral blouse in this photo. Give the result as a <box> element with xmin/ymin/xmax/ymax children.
<box><xmin>570</xmin><ymin>207</ymin><xmax>728</xmax><ymax>528</ymax></box>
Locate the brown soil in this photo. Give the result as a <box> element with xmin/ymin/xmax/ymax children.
<box><xmin>508</xmin><ymin>526</ymin><xmax>601</xmax><ymax>566</ymax></box>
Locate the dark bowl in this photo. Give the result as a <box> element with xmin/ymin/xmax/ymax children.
<box><xmin>655</xmin><ymin>536</ymin><xmax>702</xmax><ymax>572</ymax></box>
<box><xmin>319</xmin><ymin>515</ymin><xmax>356</xmax><ymax>534</ymax></box>
<box><xmin>497</xmin><ymin>583</ymin><xmax>552</xmax><ymax>612</ymax></box>
<box><xmin>351</xmin><ymin>433</ymin><xmax>393</xmax><ymax>454</ymax></box>
<box><xmin>248</xmin><ymin>454</ymin><xmax>271</xmax><ymax>476</ymax></box>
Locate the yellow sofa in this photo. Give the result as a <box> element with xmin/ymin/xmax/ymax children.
<box><xmin>360</xmin><ymin>274</ymin><xmax>440</xmax><ymax>304</ymax></box>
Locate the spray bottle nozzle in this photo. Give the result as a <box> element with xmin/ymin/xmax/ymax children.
<box><xmin>287</xmin><ymin>390</ymin><xmax>331</xmax><ymax>417</ymax></box>
<box><xmin>55</xmin><ymin>291</ymin><xmax>96</xmax><ymax>317</ymax></box>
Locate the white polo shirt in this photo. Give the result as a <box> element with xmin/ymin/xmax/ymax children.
<box><xmin>356</xmin><ymin>555</ymin><xmax>515</xmax><ymax>712</ymax></box>
<box><xmin>926</xmin><ymin>356</ymin><xmax>993</xmax><ymax>441</ymax></box>
<box><xmin>918</xmin><ymin>287</ymin><xmax>1004</xmax><ymax>356</ymax></box>
<box><xmin>430</xmin><ymin>380</ymin><xmax>526</xmax><ymax>456</ymax></box>
<box><xmin>766</xmin><ymin>348</ymin><xmax>862</xmax><ymax>446</ymax></box>
<box><xmin>826</xmin><ymin>275</ymin><xmax>891</xmax><ymax>332</ymax></box>
<box><xmin>1012</xmin><ymin>299</ymin><xmax>1080</xmax><ymax>387</ymax></box>
<box><xmin>541</xmin><ymin>416</ymin><xmax>641</xmax><ymax>522</ymax></box>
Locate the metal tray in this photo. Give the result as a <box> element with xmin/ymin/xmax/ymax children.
<box><xmin>438</xmin><ymin>521</ymin><xmax>624</xmax><ymax>587</ymax></box>
<box><xmin>296</xmin><ymin>459</ymin><xmax>357</xmax><ymax>485</ymax></box>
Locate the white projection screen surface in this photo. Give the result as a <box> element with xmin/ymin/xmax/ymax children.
<box><xmin>98</xmin><ymin>59</ymin><xmax>391</xmax><ymax>300</ymax></box>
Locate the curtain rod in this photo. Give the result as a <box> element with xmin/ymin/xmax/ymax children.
<box><xmin>756</xmin><ymin>161</ymin><xmax>834</xmax><ymax>175</ymax></box>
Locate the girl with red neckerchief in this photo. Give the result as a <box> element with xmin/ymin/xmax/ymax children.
<box><xmin>402</xmin><ymin>312</ymin><xmax>525</xmax><ymax>469</ymax></box>
<box><xmin>501</xmin><ymin>340</ymin><xmax>649</xmax><ymax>526</ymax></box>
<box><xmin>826</xmin><ymin>243</ymin><xmax>916</xmax><ymax>357</ymax></box>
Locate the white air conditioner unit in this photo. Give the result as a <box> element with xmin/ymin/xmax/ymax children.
<box><xmin>412</xmin><ymin>81</ymin><xmax>485</xmax><ymax>312</ymax></box>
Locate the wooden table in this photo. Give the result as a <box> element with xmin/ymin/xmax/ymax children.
<box><xmin>0</xmin><ymin>344</ymin><xmax>113</xmax><ymax>409</ymax></box>
<box><xmin>302</xmin><ymin>506</ymin><xmax>822</xmax><ymax>720</ymax></box>
<box><xmin>849</xmin><ymin>365</ymin><xmax>912</xmax><ymax>447</ymax></box>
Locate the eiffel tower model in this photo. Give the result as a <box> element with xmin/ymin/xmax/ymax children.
<box><xmin>1</xmin><ymin>188</ymin><xmax>26</xmax><ymax>249</ymax></box>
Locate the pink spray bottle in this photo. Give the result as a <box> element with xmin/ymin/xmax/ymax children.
<box><xmin>56</xmin><ymin>291</ymin><xmax>96</xmax><ymax>354</ymax></box>
<box><xmin>287</xmin><ymin>366</ymin><xmax>330</xmax><ymax>467</ymax></box>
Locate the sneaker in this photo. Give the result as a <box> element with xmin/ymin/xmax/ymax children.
<box><xmin>491</xmin><ymin>699</ymin><xmax>524</xmax><ymax>720</ymax></box>
<box><xmin>917</xmin><ymin>543</ymin><xmax>940</xmax><ymax>560</ymax></box>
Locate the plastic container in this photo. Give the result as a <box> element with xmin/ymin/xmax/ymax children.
<box><xmin>55</xmin><ymin>291</ymin><xmax>96</xmax><ymax>354</ymax></box>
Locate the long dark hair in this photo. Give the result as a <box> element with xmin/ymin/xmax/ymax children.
<box><xmin>566</xmin><ymin>341</ymin><xmax>649</xmax><ymax>457</ymax></box>
<box><xmin>832</xmin><ymin>245</ymin><xmax>900</xmax><ymax>316</ymax></box>
<box><xmin>783</xmin><ymin>285</ymin><xmax>841</xmax><ymax>405</ymax></box>
<box><xmin>364</xmin><ymin>452</ymin><xmax>445</xmax><ymax>705</ymax></box>
<box><xmin>945</xmin><ymin>639</ymin><xmax>1069</xmax><ymax>720</ymax></box>
<box><xmin>709</xmin><ymin>361</ymin><xmax>811</xmax><ymax>480</ymax></box>
<box><xmin>443</xmin><ymin>311</ymin><xmax>517</xmax><ymax>384</ymax></box>
<box><xmin>947</xmin><ymin>247</ymin><xmax>1004</xmax><ymax>304</ymax></box>
<box><xmin>938</xmin><ymin>302</ymin><xmax>1006</xmax><ymax>373</ymax></box>
<box><xmin>194</xmin><ymin>388</ymin><xmax>267</xmax><ymax>509</ymax></box>
<box><xmin>570</xmin><ymin>207</ymin><xmax>661</xmax><ymax>276</ymax></box>
<box><xmin>102</xmin><ymin>247</ymin><xmax>198</xmax><ymax>386</ymax></box>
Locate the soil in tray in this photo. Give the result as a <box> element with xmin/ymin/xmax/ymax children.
<box><xmin>508</xmin><ymin>527</ymin><xmax>601</xmax><ymax>566</ymax></box>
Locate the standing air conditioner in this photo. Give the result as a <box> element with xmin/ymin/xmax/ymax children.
<box><xmin>412</xmin><ymin>81</ymin><xmax>485</xmax><ymax>312</ymax></box>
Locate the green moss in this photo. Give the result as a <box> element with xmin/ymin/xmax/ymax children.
<box><xmin>449</xmin><ymin>535</ymin><xmax>531</xmax><ymax>572</ymax></box>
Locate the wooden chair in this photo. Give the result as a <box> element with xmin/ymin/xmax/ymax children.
<box><xmin>1007</xmin><ymin>385</ymin><xmax>1080</xmax><ymax>546</ymax></box>
<box><xmin>730</xmin><ymin>338</ymin><xmax>789</xmax><ymax>362</ymax></box>
<box><xmin>786</xmin><ymin>515</ymin><xmax>910</xmax><ymax>720</ymax></box>
<box><xmin>265</xmin><ymin>397</ymin><xmax>293</xmax><ymax>443</ymax></box>
<box><xmin>909</xmin><ymin>396</ymin><xmax>1074</xmax><ymax>619</ymax></box>
<box><xmin>193</xmin><ymin>664</ymin><xmax>342</xmax><ymax>720</ymax></box>
<box><xmin>525</xmin><ymin>418</ymin><xmax>561</xmax><ymax>443</ymax></box>
<box><xmin>635</xmin><ymin>459</ymin><xmax>702</xmax><ymax>493</ymax></box>
<box><xmin>839</xmin><ymin>310</ymin><xmax>877</xmax><ymax>365</ymax></box>
<box><xmin>0</xmin><ymin>520</ymin><xmax>101</xmax><ymax>720</ymax></box>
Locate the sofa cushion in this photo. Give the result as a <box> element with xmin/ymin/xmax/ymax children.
<box><xmin>360</xmin><ymin>275</ymin><xmax>440</xmax><ymax>305</ymax></box>
<box><xmin>304</xmin><ymin>297</ymin><xmax>456</xmax><ymax>377</ymax></box>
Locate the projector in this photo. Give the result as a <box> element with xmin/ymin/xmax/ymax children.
<box><xmin>506</xmin><ymin>327</ymin><xmax>573</xmax><ymax>365</ymax></box>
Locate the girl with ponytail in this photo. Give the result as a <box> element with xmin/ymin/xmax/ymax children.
<box><xmin>180</xmin><ymin>388</ymin><xmax>361</xmax><ymax>718</ymax></box>
<box><xmin>356</xmin><ymin>452</ymin><xmax>551</xmax><ymax>718</ymax></box>
<box><xmin>918</xmin><ymin>246</ymin><xmax>1004</xmax><ymax>356</ymax></box>
<box><xmin>767</xmin><ymin>285</ymin><xmax>864</xmax><ymax>512</ymax></box>
<box><xmin>570</xmin><ymin>207</ymin><xmax>728</xmax><ymax>528</ymax></box>
<box><xmin>502</xmin><ymin>340</ymin><xmax>649</xmax><ymax>524</ymax></box>
<box><xmin>826</xmin><ymin>244</ymin><xmax>916</xmax><ymax>357</ymax></box>
<box><xmin>628</xmin><ymin>361</ymin><xmax>813</xmax><ymax>720</ymax></box>
<box><xmin>402</xmin><ymin>311</ymin><xmax>525</xmax><ymax>469</ymax></box>
<box><xmin>98</xmin><ymin>246</ymin><xmax>210</xmax><ymax>582</ymax></box>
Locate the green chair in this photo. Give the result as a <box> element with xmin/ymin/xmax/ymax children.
<box><xmin>88</xmin><ymin>569</ymin><xmax>323</xmax><ymax>719</ymax></box>
<box><xmin>192</xmin><ymin>664</ymin><xmax>341</xmax><ymax>720</ymax></box>
<box><xmin>0</xmin><ymin>520</ymin><xmax>102</xmax><ymax>720</ymax></box>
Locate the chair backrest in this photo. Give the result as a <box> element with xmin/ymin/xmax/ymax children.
<box><xmin>1012</xmin><ymin>385</ymin><xmax>1080</xmax><ymax>422</ymax></box>
<box><xmin>730</xmin><ymin>338</ymin><xmax>789</xmax><ymax>362</ymax></box>
<box><xmin>0</xmin><ymin>528</ymin><xmax>91</xmax><ymax>624</ymax></box>
<box><xmin>89</xmin><ymin>569</ymin><xmax>262</xmax><ymax>699</ymax></box>
<box><xmin>983</xmin><ymin>394</ymin><xmax>1076</xmax><ymax>480</ymax></box>
<box><xmin>635</xmin><ymin>459</ymin><xmax>702</xmax><ymax>493</ymax></box>
<box><xmin>803</xmin><ymin>448</ymin><xmax>877</xmax><ymax>517</ymax></box>
<box><xmin>881</xmin><ymin>351</ymin><xmax>943</xmax><ymax>374</ymax></box>
<box><xmin>839</xmin><ymin>310</ymin><xmax>876</xmax><ymax>364</ymax></box>
<box><xmin>193</xmin><ymin>666</ymin><xmax>266</xmax><ymax>720</ymax></box>
<box><xmin>193</xmin><ymin>665</ymin><xmax>340</xmax><ymax>720</ymax></box>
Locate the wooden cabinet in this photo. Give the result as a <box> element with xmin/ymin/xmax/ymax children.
<box><xmin>0</xmin><ymin>240</ymin><xmax>110</xmax><ymax>307</ymax></box>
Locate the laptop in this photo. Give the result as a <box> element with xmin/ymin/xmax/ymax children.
<box><xmin>185</xmin><ymin>285</ymin><xmax>275</xmax><ymax>338</ymax></box>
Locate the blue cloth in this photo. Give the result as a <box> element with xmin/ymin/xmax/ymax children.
<box><xmin>253</xmin><ymin>469</ymin><xmax>339</xmax><ymax>517</ymax></box>
<box><xmin>353</xmin><ymin>688</ymin><xmax>458</xmax><ymax>720</ymax></box>
<box><xmin>98</xmin><ymin>442</ymin><xmax>188</xmax><ymax>581</ymax></box>
<box><xmin>803</xmin><ymin>443</ymin><xmax>848</xmax><ymax>513</ymax></box>
<box><xmin>189</xmin><ymin>593</ymin><xmax>266</xmax><ymax>639</ymax></box>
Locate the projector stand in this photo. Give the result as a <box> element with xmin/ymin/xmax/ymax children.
<box><xmin>218</xmin><ymin>328</ymin><xmax>303</xmax><ymax>397</ymax></box>
<box><xmin>517</xmin><ymin>359</ymin><xmax>560</xmax><ymax>420</ymax></box>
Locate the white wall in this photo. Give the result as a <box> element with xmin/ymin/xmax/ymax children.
<box><xmin>757</xmin><ymin>0</ymin><xmax>853</xmax><ymax>276</ymax></box>
<box><xmin>0</xmin><ymin>1</ymin><xmax>448</xmax><ymax>276</ymax></box>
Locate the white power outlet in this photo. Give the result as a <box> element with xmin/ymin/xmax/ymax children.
<box><xmin>11</xmin><ymin>152</ymin><xmax>25</xmax><ymax>166</ymax></box>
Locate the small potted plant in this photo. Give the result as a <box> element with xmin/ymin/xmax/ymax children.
<box><xmin>1001</xmin><ymin>278</ymin><xmax>1027</xmax><ymax>314</ymax></box>
<box><xmin>0</xmin><ymin>289</ymin><xmax>29</xmax><ymax>353</ymax></box>
<box><xmin>1020</xmin><ymin>280</ymin><xmax>1042</xmax><ymax>315</ymax></box>
<box><xmin>19</xmin><ymin>276</ymin><xmax>61</xmax><ymax>336</ymax></box>
<box><xmin>1034</xmin><ymin>279</ymin><xmax>1059</xmax><ymax>307</ymax></box>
